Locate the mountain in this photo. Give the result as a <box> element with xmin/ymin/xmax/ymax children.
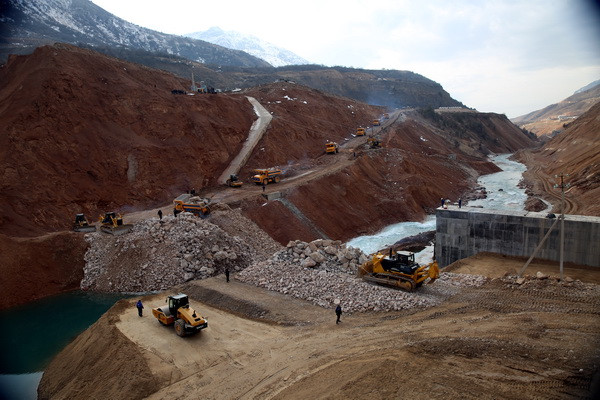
<box><xmin>0</xmin><ymin>0</ymin><xmax>270</xmax><ymax>67</ymax></box>
<box><xmin>511</xmin><ymin>81</ymin><xmax>600</xmax><ymax>137</ymax></box>
<box><xmin>187</xmin><ymin>27</ymin><xmax>309</xmax><ymax>67</ymax></box>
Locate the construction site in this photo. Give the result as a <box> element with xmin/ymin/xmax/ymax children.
<box><xmin>0</xmin><ymin>44</ymin><xmax>599</xmax><ymax>399</ymax></box>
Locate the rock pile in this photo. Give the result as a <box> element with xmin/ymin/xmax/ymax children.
<box><xmin>81</xmin><ymin>212</ymin><xmax>260</xmax><ymax>292</ymax></box>
<box><xmin>236</xmin><ymin>239</ymin><xmax>489</xmax><ymax>313</ymax></box>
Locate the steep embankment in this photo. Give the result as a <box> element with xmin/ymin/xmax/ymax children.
<box><xmin>0</xmin><ymin>43</ymin><xmax>256</xmax><ymax>237</ymax></box>
<box><xmin>518</xmin><ymin>102</ymin><xmax>600</xmax><ymax>216</ymax></box>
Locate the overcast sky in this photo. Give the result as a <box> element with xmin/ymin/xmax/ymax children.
<box><xmin>90</xmin><ymin>0</ymin><xmax>600</xmax><ymax>118</ymax></box>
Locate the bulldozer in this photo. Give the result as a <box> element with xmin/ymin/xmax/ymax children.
<box><xmin>173</xmin><ymin>194</ymin><xmax>211</xmax><ymax>217</ymax></box>
<box><xmin>226</xmin><ymin>174</ymin><xmax>243</xmax><ymax>188</ymax></box>
<box><xmin>325</xmin><ymin>141</ymin><xmax>339</xmax><ymax>154</ymax></box>
<box><xmin>367</xmin><ymin>136</ymin><xmax>381</xmax><ymax>148</ymax></box>
<box><xmin>358</xmin><ymin>250</ymin><xmax>439</xmax><ymax>291</ymax></box>
<box><xmin>152</xmin><ymin>293</ymin><xmax>208</xmax><ymax>337</ymax></box>
<box><xmin>73</xmin><ymin>214</ymin><xmax>96</xmax><ymax>232</ymax></box>
<box><xmin>252</xmin><ymin>168</ymin><xmax>282</xmax><ymax>185</ymax></box>
<box><xmin>99</xmin><ymin>212</ymin><xmax>133</xmax><ymax>235</ymax></box>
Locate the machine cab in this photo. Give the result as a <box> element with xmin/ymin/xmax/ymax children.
<box><xmin>168</xmin><ymin>294</ymin><xmax>190</xmax><ymax>315</ymax></box>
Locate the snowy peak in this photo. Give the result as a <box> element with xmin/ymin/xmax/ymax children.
<box><xmin>186</xmin><ymin>27</ymin><xmax>309</xmax><ymax>67</ymax></box>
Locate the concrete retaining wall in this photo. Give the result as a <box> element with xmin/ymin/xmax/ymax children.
<box><xmin>435</xmin><ymin>206</ymin><xmax>600</xmax><ymax>268</ymax></box>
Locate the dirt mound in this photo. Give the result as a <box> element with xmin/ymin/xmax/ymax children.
<box><xmin>37</xmin><ymin>300</ymin><xmax>157</xmax><ymax>400</ymax></box>
<box><xmin>0</xmin><ymin>232</ymin><xmax>87</xmax><ymax>310</ymax></box>
<box><xmin>0</xmin><ymin>44</ymin><xmax>255</xmax><ymax>237</ymax></box>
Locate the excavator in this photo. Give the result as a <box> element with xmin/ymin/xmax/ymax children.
<box><xmin>359</xmin><ymin>250</ymin><xmax>439</xmax><ymax>291</ymax></box>
<box><xmin>99</xmin><ymin>212</ymin><xmax>133</xmax><ymax>235</ymax></box>
<box><xmin>73</xmin><ymin>214</ymin><xmax>96</xmax><ymax>232</ymax></box>
<box><xmin>367</xmin><ymin>136</ymin><xmax>381</xmax><ymax>148</ymax></box>
<box><xmin>152</xmin><ymin>293</ymin><xmax>208</xmax><ymax>337</ymax></box>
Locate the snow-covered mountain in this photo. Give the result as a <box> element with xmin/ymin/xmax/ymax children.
<box><xmin>186</xmin><ymin>27</ymin><xmax>309</xmax><ymax>67</ymax></box>
<box><xmin>0</xmin><ymin>0</ymin><xmax>270</xmax><ymax>67</ymax></box>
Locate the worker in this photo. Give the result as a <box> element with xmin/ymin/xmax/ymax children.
<box><xmin>136</xmin><ymin>300</ymin><xmax>144</xmax><ymax>317</ymax></box>
<box><xmin>262</xmin><ymin>181</ymin><xmax>266</xmax><ymax>192</ymax></box>
<box><xmin>458</xmin><ymin>198</ymin><xmax>462</xmax><ymax>209</ymax></box>
<box><xmin>158</xmin><ymin>209</ymin><xmax>163</xmax><ymax>220</ymax></box>
<box><xmin>225</xmin><ymin>268</ymin><xmax>230</xmax><ymax>283</ymax></box>
<box><xmin>335</xmin><ymin>304</ymin><xmax>342</xmax><ymax>324</ymax></box>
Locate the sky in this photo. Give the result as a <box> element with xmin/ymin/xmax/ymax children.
<box><xmin>90</xmin><ymin>0</ymin><xmax>600</xmax><ymax>118</ymax></box>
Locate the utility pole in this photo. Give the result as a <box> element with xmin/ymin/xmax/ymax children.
<box><xmin>554</xmin><ymin>173</ymin><xmax>570</xmax><ymax>281</ymax></box>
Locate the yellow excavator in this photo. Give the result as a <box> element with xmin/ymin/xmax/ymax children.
<box><xmin>152</xmin><ymin>294</ymin><xmax>208</xmax><ymax>337</ymax></box>
<box><xmin>359</xmin><ymin>250</ymin><xmax>439</xmax><ymax>291</ymax></box>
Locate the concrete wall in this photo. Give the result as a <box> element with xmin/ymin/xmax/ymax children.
<box><xmin>435</xmin><ymin>206</ymin><xmax>600</xmax><ymax>268</ymax></box>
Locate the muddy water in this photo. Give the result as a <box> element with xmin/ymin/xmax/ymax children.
<box><xmin>0</xmin><ymin>291</ymin><xmax>131</xmax><ymax>400</ymax></box>
<box><xmin>346</xmin><ymin>153</ymin><xmax>529</xmax><ymax>261</ymax></box>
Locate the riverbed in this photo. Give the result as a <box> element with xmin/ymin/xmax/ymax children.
<box><xmin>346</xmin><ymin>153</ymin><xmax>529</xmax><ymax>262</ymax></box>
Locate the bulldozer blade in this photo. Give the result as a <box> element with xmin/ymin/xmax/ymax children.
<box><xmin>100</xmin><ymin>224</ymin><xmax>133</xmax><ymax>235</ymax></box>
<box><xmin>74</xmin><ymin>226</ymin><xmax>97</xmax><ymax>233</ymax></box>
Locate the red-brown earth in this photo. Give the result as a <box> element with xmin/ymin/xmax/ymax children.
<box><xmin>1</xmin><ymin>44</ymin><xmax>538</xmax><ymax>308</ymax></box>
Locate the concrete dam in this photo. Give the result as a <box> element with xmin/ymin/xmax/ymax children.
<box><xmin>435</xmin><ymin>206</ymin><xmax>600</xmax><ymax>268</ymax></box>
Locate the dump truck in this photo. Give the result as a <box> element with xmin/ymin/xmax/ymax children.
<box><xmin>372</xmin><ymin>119</ymin><xmax>381</xmax><ymax>126</ymax></box>
<box><xmin>99</xmin><ymin>212</ymin><xmax>133</xmax><ymax>235</ymax></box>
<box><xmin>226</xmin><ymin>174</ymin><xmax>243</xmax><ymax>187</ymax></box>
<box><xmin>356</xmin><ymin>127</ymin><xmax>366</xmax><ymax>136</ymax></box>
<box><xmin>173</xmin><ymin>194</ymin><xmax>211</xmax><ymax>217</ymax></box>
<box><xmin>383</xmin><ymin>113</ymin><xmax>389</xmax><ymax>120</ymax></box>
<box><xmin>325</xmin><ymin>141</ymin><xmax>339</xmax><ymax>154</ymax></box>
<box><xmin>252</xmin><ymin>168</ymin><xmax>282</xmax><ymax>185</ymax></box>
<box><xmin>152</xmin><ymin>293</ymin><xmax>208</xmax><ymax>337</ymax></box>
<box><xmin>358</xmin><ymin>250</ymin><xmax>439</xmax><ymax>291</ymax></box>
<box><xmin>73</xmin><ymin>214</ymin><xmax>96</xmax><ymax>232</ymax></box>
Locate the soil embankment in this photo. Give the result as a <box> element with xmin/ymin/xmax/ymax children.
<box><xmin>518</xmin><ymin>102</ymin><xmax>600</xmax><ymax>216</ymax></box>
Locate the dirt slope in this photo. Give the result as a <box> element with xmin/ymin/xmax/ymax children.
<box><xmin>518</xmin><ymin>101</ymin><xmax>600</xmax><ymax>216</ymax></box>
<box><xmin>38</xmin><ymin>257</ymin><xmax>600</xmax><ymax>399</ymax></box>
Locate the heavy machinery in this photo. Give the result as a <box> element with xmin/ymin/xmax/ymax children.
<box><xmin>372</xmin><ymin>119</ymin><xmax>381</xmax><ymax>126</ymax></box>
<box><xmin>358</xmin><ymin>250</ymin><xmax>439</xmax><ymax>291</ymax></box>
<box><xmin>383</xmin><ymin>113</ymin><xmax>390</xmax><ymax>120</ymax></box>
<box><xmin>252</xmin><ymin>168</ymin><xmax>282</xmax><ymax>185</ymax></box>
<box><xmin>367</xmin><ymin>136</ymin><xmax>381</xmax><ymax>148</ymax></box>
<box><xmin>99</xmin><ymin>212</ymin><xmax>133</xmax><ymax>235</ymax></box>
<box><xmin>226</xmin><ymin>174</ymin><xmax>243</xmax><ymax>187</ymax></box>
<box><xmin>73</xmin><ymin>214</ymin><xmax>96</xmax><ymax>232</ymax></box>
<box><xmin>152</xmin><ymin>293</ymin><xmax>208</xmax><ymax>337</ymax></box>
<box><xmin>173</xmin><ymin>194</ymin><xmax>211</xmax><ymax>217</ymax></box>
<box><xmin>325</xmin><ymin>141</ymin><xmax>339</xmax><ymax>154</ymax></box>
<box><xmin>356</xmin><ymin>127</ymin><xmax>366</xmax><ymax>136</ymax></box>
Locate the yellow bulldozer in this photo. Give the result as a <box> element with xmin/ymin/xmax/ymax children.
<box><xmin>99</xmin><ymin>212</ymin><xmax>133</xmax><ymax>235</ymax></box>
<box><xmin>73</xmin><ymin>213</ymin><xmax>96</xmax><ymax>232</ymax></box>
<box><xmin>358</xmin><ymin>250</ymin><xmax>439</xmax><ymax>291</ymax></box>
<box><xmin>152</xmin><ymin>293</ymin><xmax>208</xmax><ymax>337</ymax></box>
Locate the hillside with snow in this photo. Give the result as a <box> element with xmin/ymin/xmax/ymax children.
<box><xmin>187</xmin><ymin>27</ymin><xmax>309</xmax><ymax>67</ymax></box>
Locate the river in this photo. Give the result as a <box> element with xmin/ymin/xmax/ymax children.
<box><xmin>346</xmin><ymin>153</ymin><xmax>529</xmax><ymax>262</ymax></box>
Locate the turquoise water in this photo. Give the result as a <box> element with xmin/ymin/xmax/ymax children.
<box><xmin>0</xmin><ymin>291</ymin><xmax>130</xmax><ymax>400</ymax></box>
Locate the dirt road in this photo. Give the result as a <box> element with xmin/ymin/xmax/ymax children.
<box><xmin>40</xmin><ymin>253</ymin><xmax>600</xmax><ymax>399</ymax></box>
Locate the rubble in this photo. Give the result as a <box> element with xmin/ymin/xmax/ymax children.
<box><xmin>81</xmin><ymin>212</ymin><xmax>261</xmax><ymax>292</ymax></box>
<box><xmin>237</xmin><ymin>239</ymin><xmax>489</xmax><ymax>313</ymax></box>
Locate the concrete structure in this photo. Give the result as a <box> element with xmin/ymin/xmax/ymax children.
<box><xmin>435</xmin><ymin>206</ymin><xmax>600</xmax><ymax>268</ymax></box>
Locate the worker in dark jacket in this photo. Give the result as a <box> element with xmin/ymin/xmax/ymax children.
<box><xmin>136</xmin><ymin>300</ymin><xmax>144</xmax><ymax>317</ymax></box>
<box><xmin>335</xmin><ymin>304</ymin><xmax>342</xmax><ymax>324</ymax></box>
